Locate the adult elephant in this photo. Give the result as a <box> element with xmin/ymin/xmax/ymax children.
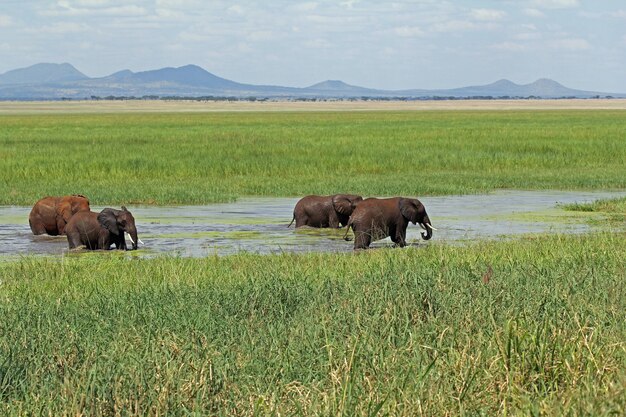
<box><xmin>288</xmin><ymin>194</ymin><xmax>363</xmax><ymax>228</ymax></box>
<box><xmin>344</xmin><ymin>197</ymin><xmax>435</xmax><ymax>250</ymax></box>
<box><xmin>29</xmin><ymin>194</ymin><xmax>91</xmax><ymax>236</ymax></box>
<box><xmin>65</xmin><ymin>206</ymin><xmax>140</xmax><ymax>250</ymax></box>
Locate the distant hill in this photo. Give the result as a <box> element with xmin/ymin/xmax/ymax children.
<box><xmin>0</xmin><ymin>63</ymin><xmax>623</xmax><ymax>100</ymax></box>
<box><xmin>0</xmin><ymin>63</ymin><xmax>88</xmax><ymax>85</ymax></box>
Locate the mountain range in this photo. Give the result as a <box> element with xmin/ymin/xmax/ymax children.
<box><xmin>0</xmin><ymin>63</ymin><xmax>623</xmax><ymax>100</ymax></box>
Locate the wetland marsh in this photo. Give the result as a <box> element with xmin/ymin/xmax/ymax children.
<box><xmin>1</xmin><ymin>105</ymin><xmax>625</xmax><ymax>415</ymax></box>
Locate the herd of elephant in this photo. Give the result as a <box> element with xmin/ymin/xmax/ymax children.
<box><xmin>28</xmin><ymin>193</ymin><xmax>435</xmax><ymax>251</ymax></box>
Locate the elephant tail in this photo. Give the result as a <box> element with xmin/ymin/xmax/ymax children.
<box><xmin>287</xmin><ymin>214</ymin><xmax>295</xmax><ymax>228</ymax></box>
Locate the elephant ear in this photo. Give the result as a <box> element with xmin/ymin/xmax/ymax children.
<box><xmin>332</xmin><ymin>195</ymin><xmax>355</xmax><ymax>215</ymax></box>
<box><xmin>399</xmin><ymin>198</ymin><xmax>420</xmax><ymax>223</ymax></box>
<box><xmin>97</xmin><ymin>208</ymin><xmax>121</xmax><ymax>235</ymax></box>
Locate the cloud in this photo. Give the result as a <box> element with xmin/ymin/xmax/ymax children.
<box><xmin>612</xmin><ymin>10</ymin><xmax>626</xmax><ymax>18</ymax></box>
<box><xmin>0</xmin><ymin>14</ymin><xmax>14</xmax><ymax>27</ymax></box>
<box><xmin>431</xmin><ymin>20</ymin><xmax>478</xmax><ymax>33</ymax></box>
<box><xmin>530</xmin><ymin>0</ymin><xmax>579</xmax><ymax>9</ymax></box>
<box><xmin>291</xmin><ymin>2</ymin><xmax>319</xmax><ymax>12</ymax></box>
<box><xmin>227</xmin><ymin>5</ymin><xmax>244</xmax><ymax>15</ymax></box>
<box><xmin>470</xmin><ymin>9</ymin><xmax>506</xmax><ymax>21</ymax></box>
<box><xmin>394</xmin><ymin>26</ymin><xmax>424</xmax><ymax>37</ymax></box>
<box><xmin>523</xmin><ymin>8</ymin><xmax>545</xmax><ymax>18</ymax></box>
<box><xmin>548</xmin><ymin>38</ymin><xmax>590</xmax><ymax>50</ymax></box>
<box><xmin>45</xmin><ymin>1</ymin><xmax>148</xmax><ymax>16</ymax></box>
<box><xmin>247</xmin><ymin>30</ymin><xmax>275</xmax><ymax>42</ymax></box>
<box><xmin>37</xmin><ymin>22</ymin><xmax>91</xmax><ymax>34</ymax></box>
<box><xmin>304</xmin><ymin>38</ymin><xmax>331</xmax><ymax>48</ymax></box>
<box><xmin>515</xmin><ymin>32</ymin><xmax>541</xmax><ymax>40</ymax></box>
<box><xmin>491</xmin><ymin>42</ymin><xmax>528</xmax><ymax>52</ymax></box>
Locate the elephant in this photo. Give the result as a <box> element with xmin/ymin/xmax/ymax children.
<box><xmin>65</xmin><ymin>206</ymin><xmax>140</xmax><ymax>250</ymax></box>
<box><xmin>29</xmin><ymin>194</ymin><xmax>91</xmax><ymax>236</ymax></box>
<box><xmin>288</xmin><ymin>194</ymin><xmax>363</xmax><ymax>228</ymax></box>
<box><xmin>343</xmin><ymin>197</ymin><xmax>435</xmax><ymax>249</ymax></box>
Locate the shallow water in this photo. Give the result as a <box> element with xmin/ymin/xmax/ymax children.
<box><xmin>1</xmin><ymin>190</ymin><xmax>624</xmax><ymax>258</ymax></box>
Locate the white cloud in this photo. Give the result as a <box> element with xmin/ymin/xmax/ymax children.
<box><xmin>549</xmin><ymin>38</ymin><xmax>590</xmax><ymax>50</ymax></box>
<box><xmin>523</xmin><ymin>8</ymin><xmax>545</xmax><ymax>18</ymax></box>
<box><xmin>491</xmin><ymin>42</ymin><xmax>528</xmax><ymax>51</ymax></box>
<box><xmin>340</xmin><ymin>0</ymin><xmax>359</xmax><ymax>9</ymax></box>
<box><xmin>247</xmin><ymin>30</ymin><xmax>275</xmax><ymax>42</ymax></box>
<box><xmin>530</xmin><ymin>0</ymin><xmax>579</xmax><ymax>9</ymax></box>
<box><xmin>515</xmin><ymin>32</ymin><xmax>541</xmax><ymax>40</ymax></box>
<box><xmin>431</xmin><ymin>20</ymin><xmax>478</xmax><ymax>33</ymax></box>
<box><xmin>291</xmin><ymin>2</ymin><xmax>319</xmax><ymax>12</ymax></box>
<box><xmin>0</xmin><ymin>14</ymin><xmax>14</xmax><ymax>27</ymax></box>
<box><xmin>612</xmin><ymin>10</ymin><xmax>626</xmax><ymax>18</ymax></box>
<box><xmin>45</xmin><ymin>2</ymin><xmax>147</xmax><ymax>16</ymax></box>
<box><xmin>37</xmin><ymin>22</ymin><xmax>90</xmax><ymax>34</ymax></box>
<box><xmin>470</xmin><ymin>9</ymin><xmax>506</xmax><ymax>21</ymax></box>
<box><xmin>227</xmin><ymin>5</ymin><xmax>244</xmax><ymax>15</ymax></box>
<box><xmin>394</xmin><ymin>26</ymin><xmax>424</xmax><ymax>37</ymax></box>
<box><xmin>304</xmin><ymin>38</ymin><xmax>331</xmax><ymax>48</ymax></box>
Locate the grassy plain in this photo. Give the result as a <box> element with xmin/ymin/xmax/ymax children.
<box><xmin>1</xmin><ymin>109</ymin><xmax>626</xmax><ymax>205</ymax></box>
<box><xmin>1</xmin><ymin>234</ymin><xmax>625</xmax><ymax>415</ymax></box>
<box><xmin>1</xmin><ymin>105</ymin><xmax>625</xmax><ymax>415</ymax></box>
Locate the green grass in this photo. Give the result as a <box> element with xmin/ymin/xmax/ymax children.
<box><xmin>2</xmin><ymin>110</ymin><xmax>626</xmax><ymax>205</ymax></box>
<box><xmin>563</xmin><ymin>197</ymin><xmax>626</xmax><ymax>227</ymax></box>
<box><xmin>1</xmin><ymin>234</ymin><xmax>625</xmax><ymax>415</ymax></box>
<box><xmin>564</xmin><ymin>197</ymin><xmax>626</xmax><ymax>213</ymax></box>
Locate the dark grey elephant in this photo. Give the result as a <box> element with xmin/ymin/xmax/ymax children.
<box><xmin>65</xmin><ymin>206</ymin><xmax>141</xmax><ymax>250</ymax></box>
<box><xmin>288</xmin><ymin>194</ymin><xmax>363</xmax><ymax>228</ymax></box>
<box><xmin>344</xmin><ymin>197</ymin><xmax>434</xmax><ymax>249</ymax></box>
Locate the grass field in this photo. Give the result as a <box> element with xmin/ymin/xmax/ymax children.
<box><xmin>2</xmin><ymin>110</ymin><xmax>626</xmax><ymax>205</ymax></box>
<box><xmin>1</xmin><ymin>106</ymin><xmax>625</xmax><ymax>415</ymax></box>
<box><xmin>1</xmin><ymin>234</ymin><xmax>625</xmax><ymax>415</ymax></box>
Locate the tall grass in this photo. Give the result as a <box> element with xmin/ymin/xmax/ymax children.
<box><xmin>1</xmin><ymin>234</ymin><xmax>624</xmax><ymax>415</ymax></box>
<box><xmin>1</xmin><ymin>110</ymin><xmax>625</xmax><ymax>205</ymax></box>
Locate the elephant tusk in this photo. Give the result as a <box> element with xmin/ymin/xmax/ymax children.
<box><xmin>425</xmin><ymin>223</ymin><xmax>438</xmax><ymax>231</ymax></box>
<box><xmin>125</xmin><ymin>232</ymin><xmax>135</xmax><ymax>245</ymax></box>
<box><xmin>138</xmin><ymin>238</ymin><xmax>144</xmax><ymax>245</ymax></box>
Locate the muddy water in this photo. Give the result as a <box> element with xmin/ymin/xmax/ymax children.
<box><xmin>1</xmin><ymin>190</ymin><xmax>624</xmax><ymax>258</ymax></box>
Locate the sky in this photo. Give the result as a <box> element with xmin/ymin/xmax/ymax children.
<box><xmin>0</xmin><ymin>0</ymin><xmax>625</xmax><ymax>92</ymax></box>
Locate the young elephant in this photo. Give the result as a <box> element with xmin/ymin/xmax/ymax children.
<box><xmin>29</xmin><ymin>194</ymin><xmax>90</xmax><ymax>235</ymax></box>
<box><xmin>344</xmin><ymin>197</ymin><xmax>434</xmax><ymax>250</ymax></box>
<box><xmin>288</xmin><ymin>194</ymin><xmax>363</xmax><ymax>228</ymax></box>
<box><xmin>65</xmin><ymin>206</ymin><xmax>140</xmax><ymax>250</ymax></box>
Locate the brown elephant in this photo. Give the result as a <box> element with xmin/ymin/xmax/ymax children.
<box><xmin>65</xmin><ymin>206</ymin><xmax>140</xmax><ymax>250</ymax></box>
<box><xmin>288</xmin><ymin>194</ymin><xmax>363</xmax><ymax>228</ymax></box>
<box><xmin>29</xmin><ymin>194</ymin><xmax>91</xmax><ymax>236</ymax></box>
<box><xmin>344</xmin><ymin>197</ymin><xmax>434</xmax><ymax>249</ymax></box>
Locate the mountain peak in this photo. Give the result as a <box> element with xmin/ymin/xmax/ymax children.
<box><xmin>0</xmin><ymin>62</ymin><xmax>88</xmax><ymax>85</ymax></box>
<box><xmin>307</xmin><ymin>80</ymin><xmax>362</xmax><ymax>91</ymax></box>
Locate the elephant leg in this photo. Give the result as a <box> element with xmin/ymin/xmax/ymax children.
<box><xmin>56</xmin><ymin>217</ymin><xmax>67</xmax><ymax>235</ymax></box>
<box><xmin>328</xmin><ymin>212</ymin><xmax>340</xmax><ymax>228</ymax></box>
<box><xmin>67</xmin><ymin>232</ymin><xmax>81</xmax><ymax>249</ymax></box>
<box><xmin>391</xmin><ymin>226</ymin><xmax>407</xmax><ymax>248</ymax></box>
<box><xmin>354</xmin><ymin>230</ymin><xmax>371</xmax><ymax>250</ymax></box>
<box><xmin>30</xmin><ymin>218</ymin><xmax>47</xmax><ymax>235</ymax></box>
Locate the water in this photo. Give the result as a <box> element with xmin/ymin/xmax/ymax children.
<box><xmin>1</xmin><ymin>190</ymin><xmax>624</xmax><ymax>258</ymax></box>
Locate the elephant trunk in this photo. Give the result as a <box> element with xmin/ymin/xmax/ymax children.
<box><xmin>420</xmin><ymin>215</ymin><xmax>433</xmax><ymax>240</ymax></box>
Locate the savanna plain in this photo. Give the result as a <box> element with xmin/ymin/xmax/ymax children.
<box><xmin>1</xmin><ymin>102</ymin><xmax>625</xmax><ymax>415</ymax></box>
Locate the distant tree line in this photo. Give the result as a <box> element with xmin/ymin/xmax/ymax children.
<box><xmin>80</xmin><ymin>95</ymin><xmax>619</xmax><ymax>102</ymax></box>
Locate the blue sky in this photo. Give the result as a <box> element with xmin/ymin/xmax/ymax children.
<box><xmin>1</xmin><ymin>0</ymin><xmax>624</xmax><ymax>92</ymax></box>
